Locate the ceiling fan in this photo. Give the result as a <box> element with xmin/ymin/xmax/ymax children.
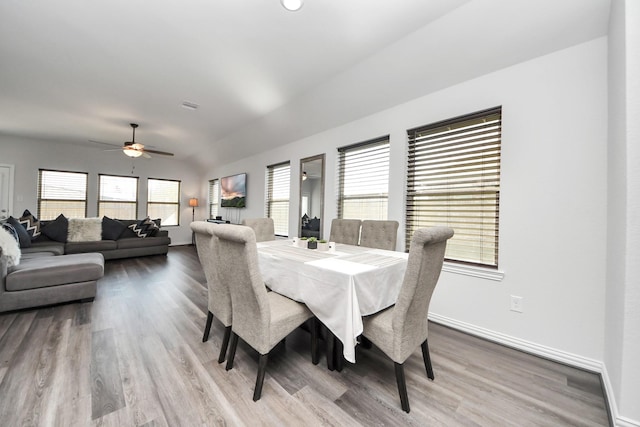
<box><xmin>109</xmin><ymin>123</ymin><xmax>174</xmax><ymax>158</ymax></box>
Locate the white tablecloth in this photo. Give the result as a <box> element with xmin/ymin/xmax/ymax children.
<box><xmin>257</xmin><ymin>239</ymin><xmax>408</xmax><ymax>363</ymax></box>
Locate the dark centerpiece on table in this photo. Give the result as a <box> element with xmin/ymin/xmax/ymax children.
<box><xmin>307</xmin><ymin>237</ymin><xmax>317</xmax><ymax>249</ymax></box>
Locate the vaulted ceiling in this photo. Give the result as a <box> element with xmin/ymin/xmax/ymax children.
<box><xmin>0</xmin><ymin>0</ymin><xmax>610</xmax><ymax>169</ymax></box>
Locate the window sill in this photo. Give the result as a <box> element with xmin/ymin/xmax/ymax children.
<box><xmin>442</xmin><ymin>262</ymin><xmax>505</xmax><ymax>281</ymax></box>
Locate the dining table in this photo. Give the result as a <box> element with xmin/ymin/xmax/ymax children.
<box><xmin>256</xmin><ymin>239</ymin><xmax>408</xmax><ymax>365</ymax></box>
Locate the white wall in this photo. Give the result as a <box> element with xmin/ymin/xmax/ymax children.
<box><xmin>207</xmin><ymin>38</ymin><xmax>609</xmax><ymax>367</ymax></box>
<box><xmin>606</xmin><ymin>0</ymin><xmax>640</xmax><ymax>424</ymax></box>
<box><xmin>1</xmin><ymin>136</ymin><xmax>204</xmax><ymax>245</ymax></box>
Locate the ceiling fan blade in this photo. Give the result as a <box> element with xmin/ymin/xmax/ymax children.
<box><xmin>142</xmin><ymin>152</ymin><xmax>152</xmax><ymax>159</ymax></box>
<box><xmin>89</xmin><ymin>139</ymin><xmax>122</xmax><ymax>148</ymax></box>
<box><xmin>142</xmin><ymin>148</ymin><xmax>174</xmax><ymax>156</ymax></box>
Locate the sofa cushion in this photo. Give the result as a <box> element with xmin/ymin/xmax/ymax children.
<box><xmin>128</xmin><ymin>217</ymin><xmax>159</xmax><ymax>238</ymax></box>
<box><xmin>116</xmin><ymin>235</ymin><xmax>171</xmax><ymax>249</ymax></box>
<box><xmin>21</xmin><ymin>241</ymin><xmax>66</xmax><ymax>256</ymax></box>
<box><xmin>67</xmin><ymin>218</ymin><xmax>102</xmax><ymax>242</ymax></box>
<box><xmin>41</xmin><ymin>214</ymin><xmax>68</xmax><ymax>243</ymax></box>
<box><xmin>6</xmin><ymin>216</ymin><xmax>31</xmax><ymax>248</ymax></box>
<box><xmin>65</xmin><ymin>240</ymin><xmax>117</xmax><ymax>254</ymax></box>
<box><xmin>6</xmin><ymin>253</ymin><xmax>104</xmax><ymax>291</ymax></box>
<box><xmin>102</xmin><ymin>216</ymin><xmax>126</xmax><ymax>240</ymax></box>
<box><xmin>19</xmin><ymin>209</ymin><xmax>41</xmax><ymax>239</ymax></box>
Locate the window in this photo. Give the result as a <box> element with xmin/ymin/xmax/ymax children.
<box><xmin>38</xmin><ymin>169</ymin><xmax>88</xmax><ymax>219</ymax></box>
<box><xmin>208</xmin><ymin>179</ymin><xmax>220</xmax><ymax>219</ymax></box>
<box><xmin>147</xmin><ymin>178</ymin><xmax>180</xmax><ymax>226</ymax></box>
<box><xmin>98</xmin><ymin>174</ymin><xmax>138</xmax><ymax>218</ymax></box>
<box><xmin>406</xmin><ymin>107</ymin><xmax>502</xmax><ymax>267</ymax></box>
<box><xmin>266</xmin><ymin>162</ymin><xmax>290</xmax><ymax>236</ymax></box>
<box><xmin>337</xmin><ymin>136</ymin><xmax>390</xmax><ymax>220</ymax></box>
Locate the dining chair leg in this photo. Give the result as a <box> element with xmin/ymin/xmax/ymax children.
<box><xmin>359</xmin><ymin>335</ymin><xmax>373</xmax><ymax>349</ymax></box>
<box><xmin>311</xmin><ymin>318</ymin><xmax>319</xmax><ymax>365</ymax></box>
<box><xmin>394</xmin><ymin>362</ymin><xmax>410</xmax><ymax>413</ymax></box>
<box><xmin>327</xmin><ymin>331</ymin><xmax>335</xmax><ymax>371</ymax></box>
<box><xmin>253</xmin><ymin>354</ymin><xmax>269</xmax><ymax>401</ymax></box>
<box><xmin>335</xmin><ymin>338</ymin><xmax>344</xmax><ymax>372</ymax></box>
<box><xmin>218</xmin><ymin>325</ymin><xmax>232</xmax><ymax>363</ymax></box>
<box><xmin>225</xmin><ymin>332</ymin><xmax>239</xmax><ymax>371</ymax></box>
<box><xmin>202</xmin><ymin>311</ymin><xmax>214</xmax><ymax>342</ymax></box>
<box><xmin>421</xmin><ymin>339</ymin><xmax>434</xmax><ymax>380</ymax></box>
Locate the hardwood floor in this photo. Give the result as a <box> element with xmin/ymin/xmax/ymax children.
<box><xmin>0</xmin><ymin>246</ymin><xmax>610</xmax><ymax>426</ymax></box>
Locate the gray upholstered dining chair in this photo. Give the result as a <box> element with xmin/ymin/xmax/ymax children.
<box><xmin>190</xmin><ymin>222</ymin><xmax>233</xmax><ymax>364</ymax></box>
<box><xmin>241</xmin><ymin>218</ymin><xmax>275</xmax><ymax>242</ymax></box>
<box><xmin>211</xmin><ymin>224</ymin><xmax>319</xmax><ymax>401</ymax></box>
<box><xmin>361</xmin><ymin>226</ymin><xmax>454</xmax><ymax>413</ymax></box>
<box><xmin>359</xmin><ymin>220</ymin><xmax>399</xmax><ymax>251</ymax></box>
<box><xmin>328</xmin><ymin>219</ymin><xmax>362</xmax><ymax>245</ymax></box>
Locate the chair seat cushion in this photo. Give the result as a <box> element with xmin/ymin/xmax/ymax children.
<box><xmin>362</xmin><ymin>306</ymin><xmax>406</xmax><ymax>362</ymax></box>
<box><xmin>265</xmin><ymin>292</ymin><xmax>313</xmax><ymax>353</ymax></box>
<box><xmin>6</xmin><ymin>253</ymin><xmax>104</xmax><ymax>291</ymax></box>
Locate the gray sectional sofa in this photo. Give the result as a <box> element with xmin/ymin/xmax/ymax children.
<box><xmin>23</xmin><ymin>218</ymin><xmax>171</xmax><ymax>260</ymax></box>
<box><xmin>0</xmin><ymin>216</ymin><xmax>171</xmax><ymax>313</ymax></box>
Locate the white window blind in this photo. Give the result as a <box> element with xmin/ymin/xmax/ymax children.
<box><xmin>147</xmin><ymin>178</ymin><xmax>180</xmax><ymax>226</ymax></box>
<box><xmin>266</xmin><ymin>162</ymin><xmax>290</xmax><ymax>236</ymax></box>
<box><xmin>209</xmin><ymin>179</ymin><xmax>219</xmax><ymax>219</ymax></box>
<box><xmin>38</xmin><ymin>169</ymin><xmax>88</xmax><ymax>219</ymax></box>
<box><xmin>337</xmin><ymin>136</ymin><xmax>390</xmax><ymax>220</ymax></box>
<box><xmin>406</xmin><ymin>107</ymin><xmax>502</xmax><ymax>267</ymax></box>
<box><xmin>98</xmin><ymin>174</ymin><xmax>138</xmax><ymax>219</ymax></box>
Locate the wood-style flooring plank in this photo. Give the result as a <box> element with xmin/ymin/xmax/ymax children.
<box><xmin>91</xmin><ymin>328</ymin><xmax>126</xmax><ymax>419</ymax></box>
<box><xmin>0</xmin><ymin>246</ymin><xmax>611</xmax><ymax>426</ymax></box>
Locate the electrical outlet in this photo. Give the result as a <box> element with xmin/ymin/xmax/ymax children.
<box><xmin>510</xmin><ymin>295</ymin><xmax>523</xmax><ymax>313</ymax></box>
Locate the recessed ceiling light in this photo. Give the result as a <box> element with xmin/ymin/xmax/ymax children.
<box><xmin>281</xmin><ymin>0</ymin><xmax>303</xmax><ymax>12</ymax></box>
<box><xmin>181</xmin><ymin>101</ymin><xmax>199</xmax><ymax>110</ymax></box>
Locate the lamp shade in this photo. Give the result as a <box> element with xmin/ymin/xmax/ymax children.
<box><xmin>124</xmin><ymin>148</ymin><xmax>143</xmax><ymax>158</ymax></box>
<box><xmin>281</xmin><ymin>0</ymin><xmax>303</xmax><ymax>11</ymax></box>
<box><xmin>189</xmin><ymin>198</ymin><xmax>199</xmax><ymax>207</ymax></box>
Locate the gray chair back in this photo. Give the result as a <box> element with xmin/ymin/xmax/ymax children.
<box><xmin>211</xmin><ymin>224</ymin><xmax>272</xmax><ymax>353</ymax></box>
<box><xmin>190</xmin><ymin>222</ymin><xmax>232</xmax><ymax>327</ymax></box>
<box><xmin>241</xmin><ymin>218</ymin><xmax>275</xmax><ymax>242</ymax></box>
<box><xmin>328</xmin><ymin>219</ymin><xmax>361</xmax><ymax>245</ymax></box>
<box><xmin>359</xmin><ymin>220</ymin><xmax>399</xmax><ymax>251</ymax></box>
<box><xmin>392</xmin><ymin>226</ymin><xmax>454</xmax><ymax>361</ymax></box>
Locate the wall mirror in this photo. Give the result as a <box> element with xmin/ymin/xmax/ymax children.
<box><xmin>299</xmin><ymin>154</ymin><xmax>325</xmax><ymax>239</ymax></box>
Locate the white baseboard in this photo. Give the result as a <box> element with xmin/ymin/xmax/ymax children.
<box><xmin>428</xmin><ymin>313</ymin><xmax>639</xmax><ymax>427</ymax></box>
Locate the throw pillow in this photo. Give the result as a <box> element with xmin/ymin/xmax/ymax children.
<box><xmin>102</xmin><ymin>216</ymin><xmax>126</xmax><ymax>240</ymax></box>
<box><xmin>1</xmin><ymin>222</ymin><xmax>19</xmax><ymax>243</ymax></box>
<box><xmin>19</xmin><ymin>209</ymin><xmax>41</xmax><ymax>239</ymax></box>
<box><xmin>0</xmin><ymin>224</ymin><xmax>21</xmax><ymax>267</ymax></box>
<box><xmin>6</xmin><ymin>216</ymin><xmax>31</xmax><ymax>248</ymax></box>
<box><xmin>41</xmin><ymin>214</ymin><xmax>68</xmax><ymax>243</ymax></box>
<box><xmin>67</xmin><ymin>218</ymin><xmax>102</xmax><ymax>242</ymax></box>
<box><xmin>128</xmin><ymin>217</ymin><xmax>159</xmax><ymax>238</ymax></box>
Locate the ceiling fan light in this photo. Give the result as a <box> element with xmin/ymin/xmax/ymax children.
<box><xmin>281</xmin><ymin>0</ymin><xmax>303</xmax><ymax>12</ymax></box>
<box><xmin>124</xmin><ymin>148</ymin><xmax>143</xmax><ymax>158</ymax></box>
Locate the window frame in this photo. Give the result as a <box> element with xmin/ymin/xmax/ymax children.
<box><xmin>147</xmin><ymin>178</ymin><xmax>181</xmax><ymax>226</ymax></box>
<box><xmin>266</xmin><ymin>161</ymin><xmax>291</xmax><ymax>237</ymax></box>
<box><xmin>37</xmin><ymin>169</ymin><xmax>88</xmax><ymax>219</ymax></box>
<box><xmin>98</xmin><ymin>174</ymin><xmax>139</xmax><ymax>219</ymax></box>
<box><xmin>337</xmin><ymin>135</ymin><xmax>390</xmax><ymax>221</ymax></box>
<box><xmin>406</xmin><ymin>106</ymin><xmax>502</xmax><ymax>268</ymax></box>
